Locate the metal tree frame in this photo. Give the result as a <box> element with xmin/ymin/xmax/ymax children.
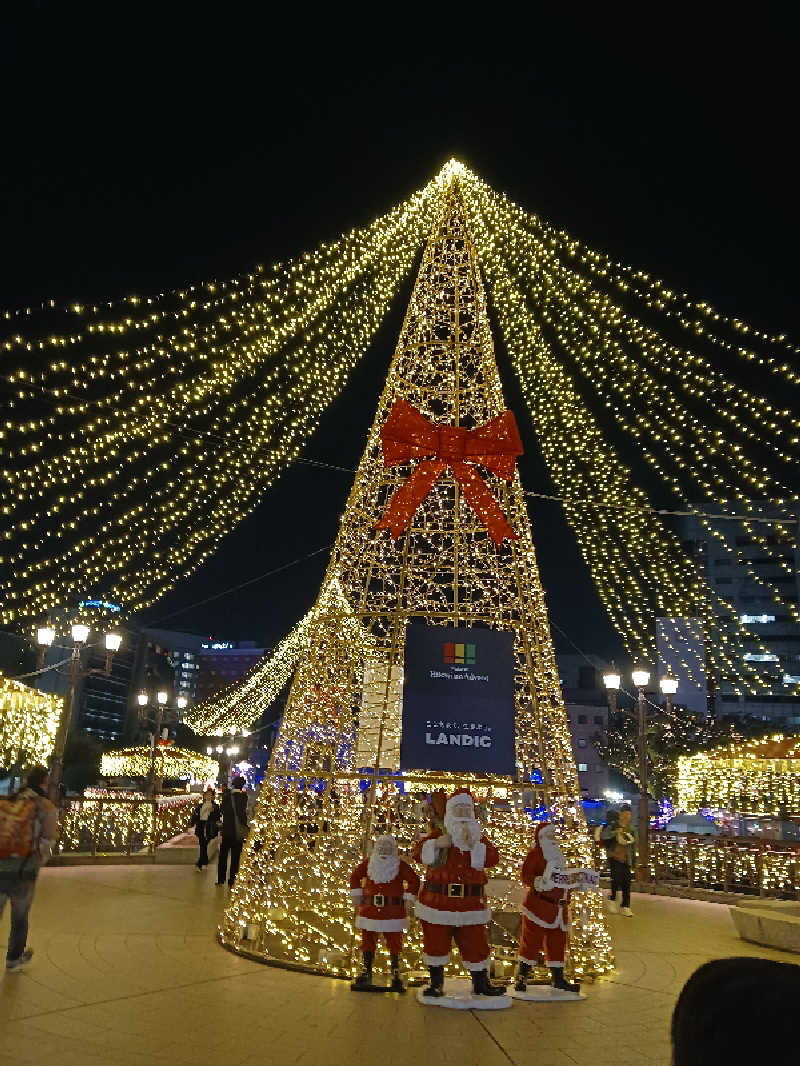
<box><xmin>219</xmin><ymin>178</ymin><xmax>613</xmax><ymax>981</ymax></box>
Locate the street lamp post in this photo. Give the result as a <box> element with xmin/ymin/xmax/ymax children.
<box><xmin>43</xmin><ymin>623</ymin><xmax>122</xmax><ymax>805</ymax></box>
<box><xmin>631</xmin><ymin>666</ymin><xmax>651</xmax><ymax>882</ymax></box>
<box><xmin>209</xmin><ymin>735</ymin><xmax>242</xmax><ymax>787</ymax></box>
<box><xmin>140</xmin><ymin>691</ymin><xmax>188</xmax><ymax>797</ymax></box>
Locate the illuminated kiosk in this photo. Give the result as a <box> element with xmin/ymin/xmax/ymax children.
<box><xmin>219</xmin><ymin>174</ymin><xmax>613</xmax><ymax>983</ymax></box>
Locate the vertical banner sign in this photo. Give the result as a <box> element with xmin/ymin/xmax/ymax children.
<box><xmin>400</xmin><ymin>624</ymin><xmax>516</xmax><ymax>774</ymax></box>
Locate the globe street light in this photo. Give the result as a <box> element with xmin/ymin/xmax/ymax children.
<box><xmin>659</xmin><ymin>674</ymin><xmax>679</xmax><ymax>715</ymax></box>
<box><xmin>602</xmin><ymin>664</ymin><xmax>621</xmax><ymax>714</ymax></box>
<box><xmin>36</xmin><ymin>624</ymin><xmax>56</xmax><ymax>672</ymax></box>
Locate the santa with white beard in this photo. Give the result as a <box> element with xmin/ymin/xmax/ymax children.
<box><xmin>516</xmin><ymin>821</ymin><xmax>580</xmax><ymax>994</ymax></box>
<box><xmin>412</xmin><ymin>789</ymin><xmax>506</xmax><ymax>998</ymax></box>
<box><xmin>349</xmin><ymin>835</ymin><xmax>420</xmax><ymax>992</ymax></box>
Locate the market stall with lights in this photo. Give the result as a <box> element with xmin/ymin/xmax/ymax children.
<box><xmin>677</xmin><ymin>735</ymin><xmax>800</xmax><ymax>819</ymax></box>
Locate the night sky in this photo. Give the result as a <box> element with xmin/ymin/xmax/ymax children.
<box><xmin>2</xmin><ymin>11</ymin><xmax>799</xmax><ymax>662</ymax></box>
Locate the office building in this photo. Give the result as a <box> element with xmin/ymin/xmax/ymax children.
<box><xmin>557</xmin><ymin>654</ymin><xmax>615</xmax><ymax>798</ymax></box>
<box><xmin>679</xmin><ymin>511</ymin><xmax>800</xmax><ymax>723</ymax></box>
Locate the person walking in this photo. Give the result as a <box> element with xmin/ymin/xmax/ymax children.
<box><xmin>0</xmin><ymin>765</ymin><xmax>58</xmax><ymax>972</ymax></box>
<box><xmin>217</xmin><ymin>776</ymin><xmax>248</xmax><ymax>887</ymax></box>
<box><xmin>190</xmin><ymin>787</ymin><xmax>220</xmax><ymax>871</ymax></box>
<box><xmin>601</xmin><ymin>804</ymin><xmax>636</xmax><ymax>915</ymax></box>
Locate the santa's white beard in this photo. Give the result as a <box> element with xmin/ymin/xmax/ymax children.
<box><xmin>367</xmin><ymin>851</ymin><xmax>400</xmax><ymax>885</ymax></box>
<box><xmin>540</xmin><ymin>835</ymin><xmax>565</xmax><ymax>869</ymax></box>
<box><xmin>444</xmin><ymin>813</ymin><xmax>481</xmax><ymax>852</ymax></box>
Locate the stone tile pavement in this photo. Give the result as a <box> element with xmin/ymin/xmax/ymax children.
<box><xmin>0</xmin><ymin>865</ymin><xmax>797</xmax><ymax>1066</ymax></box>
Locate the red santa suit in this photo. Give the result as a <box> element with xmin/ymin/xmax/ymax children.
<box><xmin>412</xmin><ymin>791</ymin><xmax>498</xmax><ymax>972</ymax></box>
<box><xmin>349</xmin><ymin>853</ymin><xmax>420</xmax><ymax>955</ymax></box>
<box><xmin>518</xmin><ymin>821</ymin><xmax>571</xmax><ymax>968</ymax></box>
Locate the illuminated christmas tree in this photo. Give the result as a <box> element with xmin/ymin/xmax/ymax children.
<box><xmin>219</xmin><ymin>171</ymin><xmax>613</xmax><ymax>981</ymax></box>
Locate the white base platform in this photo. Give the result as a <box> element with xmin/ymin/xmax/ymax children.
<box><xmin>510</xmin><ymin>985</ymin><xmax>585</xmax><ymax>1002</ymax></box>
<box><xmin>416</xmin><ymin>977</ymin><xmax>512</xmax><ymax>1010</ymax></box>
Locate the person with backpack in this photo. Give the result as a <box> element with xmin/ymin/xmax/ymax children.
<box><xmin>216</xmin><ymin>776</ymin><xmax>248</xmax><ymax>887</ymax></box>
<box><xmin>0</xmin><ymin>765</ymin><xmax>58</xmax><ymax>971</ymax></box>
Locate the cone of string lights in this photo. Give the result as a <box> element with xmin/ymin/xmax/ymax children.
<box><xmin>220</xmin><ymin>169</ymin><xmax>613</xmax><ymax>982</ymax></box>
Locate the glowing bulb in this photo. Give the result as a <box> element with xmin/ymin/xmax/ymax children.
<box><xmin>37</xmin><ymin>626</ymin><xmax>55</xmax><ymax>647</ymax></box>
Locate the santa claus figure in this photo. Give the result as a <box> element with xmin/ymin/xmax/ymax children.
<box><xmin>349</xmin><ymin>834</ymin><xmax>420</xmax><ymax>992</ymax></box>
<box><xmin>516</xmin><ymin>821</ymin><xmax>580</xmax><ymax>994</ymax></box>
<box><xmin>412</xmin><ymin>789</ymin><xmax>506</xmax><ymax>998</ymax></box>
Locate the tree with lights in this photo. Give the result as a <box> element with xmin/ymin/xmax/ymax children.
<box><xmin>213</xmin><ymin>172</ymin><xmax>612</xmax><ymax>985</ymax></box>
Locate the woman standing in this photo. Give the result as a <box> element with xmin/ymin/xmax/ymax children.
<box><xmin>191</xmin><ymin>787</ymin><xmax>220</xmax><ymax>871</ymax></box>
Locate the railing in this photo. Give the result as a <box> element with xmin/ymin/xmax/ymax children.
<box><xmin>57</xmin><ymin>793</ymin><xmax>196</xmax><ymax>859</ymax></box>
<box><xmin>594</xmin><ymin>831</ymin><xmax>800</xmax><ymax>900</ymax></box>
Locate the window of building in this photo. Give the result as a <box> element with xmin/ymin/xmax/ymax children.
<box><xmin>578</xmin><ymin>738</ymin><xmax>588</xmax><ymax>748</ymax></box>
<box><xmin>578</xmin><ymin>763</ymin><xmax>588</xmax><ymax>772</ymax></box>
<box><xmin>577</xmin><ymin>714</ymin><xmax>587</xmax><ymax>724</ymax></box>
<box><xmin>740</xmin><ymin>614</ymin><xmax>776</xmax><ymax>624</ymax></box>
<box><xmin>593</xmin><ymin>715</ymin><xmax>604</xmax><ymax>725</ymax></box>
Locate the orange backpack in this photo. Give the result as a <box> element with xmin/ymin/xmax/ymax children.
<box><xmin>0</xmin><ymin>795</ymin><xmax>39</xmax><ymax>860</ymax></box>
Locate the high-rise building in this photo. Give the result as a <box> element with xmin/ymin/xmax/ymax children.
<box><xmin>679</xmin><ymin>511</ymin><xmax>800</xmax><ymax>723</ymax></box>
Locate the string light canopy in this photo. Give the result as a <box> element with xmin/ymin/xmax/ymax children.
<box><xmin>3</xmin><ymin>159</ymin><xmax>798</xmax><ymax>694</ymax></box>
<box><xmin>0</xmin><ymin>674</ymin><xmax>61</xmax><ymax>771</ymax></box>
<box><xmin>676</xmin><ymin>735</ymin><xmax>800</xmax><ymax>817</ymax></box>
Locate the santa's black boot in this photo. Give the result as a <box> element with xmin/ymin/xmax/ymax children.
<box><xmin>422</xmin><ymin>965</ymin><xmax>444</xmax><ymax>997</ymax></box>
<box><xmin>550</xmin><ymin>966</ymin><xmax>580</xmax><ymax>994</ymax></box>
<box><xmin>515</xmin><ymin>961</ymin><xmax>531</xmax><ymax>993</ymax></box>
<box><xmin>471</xmin><ymin>968</ymin><xmax>508</xmax><ymax>996</ymax></box>
<box><xmin>351</xmin><ymin>951</ymin><xmax>374</xmax><ymax>990</ymax></box>
<box><xmin>389</xmin><ymin>954</ymin><xmax>405</xmax><ymax>994</ymax></box>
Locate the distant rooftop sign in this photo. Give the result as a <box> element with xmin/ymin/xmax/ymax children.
<box><xmin>79</xmin><ymin>599</ymin><xmax>122</xmax><ymax>612</ymax></box>
<box><xmin>739</xmin><ymin>613</ymin><xmax>776</xmax><ymax>624</ymax></box>
<box><xmin>201</xmin><ymin>642</ymin><xmax>235</xmax><ymax>650</ymax></box>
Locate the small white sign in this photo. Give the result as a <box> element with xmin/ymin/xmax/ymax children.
<box><xmin>551</xmin><ymin>869</ymin><xmax>600</xmax><ymax>891</ymax></box>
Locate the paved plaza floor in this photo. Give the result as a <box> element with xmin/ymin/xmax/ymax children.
<box><xmin>0</xmin><ymin>865</ymin><xmax>797</xmax><ymax>1065</ymax></box>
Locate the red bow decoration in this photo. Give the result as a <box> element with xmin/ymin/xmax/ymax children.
<box><xmin>375</xmin><ymin>398</ymin><xmax>523</xmax><ymax>545</ymax></box>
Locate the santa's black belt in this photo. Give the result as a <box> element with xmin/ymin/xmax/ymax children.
<box><xmin>365</xmin><ymin>894</ymin><xmax>403</xmax><ymax>907</ymax></box>
<box><xmin>423</xmin><ymin>881</ymin><xmax>483</xmax><ymax>899</ymax></box>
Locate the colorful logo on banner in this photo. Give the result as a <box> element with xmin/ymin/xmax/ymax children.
<box><xmin>443</xmin><ymin>642</ymin><xmax>475</xmax><ymax>666</ymax></box>
<box><xmin>401</xmin><ymin>624</ymin><xmax>516</xmax><ymax>774</ymax></box>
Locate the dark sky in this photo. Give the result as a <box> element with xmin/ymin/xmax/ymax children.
<box><xmin>2</xmin><ymin>10</ymin><xmax>799</xmax><ymax>661</ymax></box>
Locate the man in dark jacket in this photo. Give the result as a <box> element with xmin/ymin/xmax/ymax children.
<box><xmin>216</xmin><ymin>777</ymin><xmax>248</xmax><ymax>887</ymax></box>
